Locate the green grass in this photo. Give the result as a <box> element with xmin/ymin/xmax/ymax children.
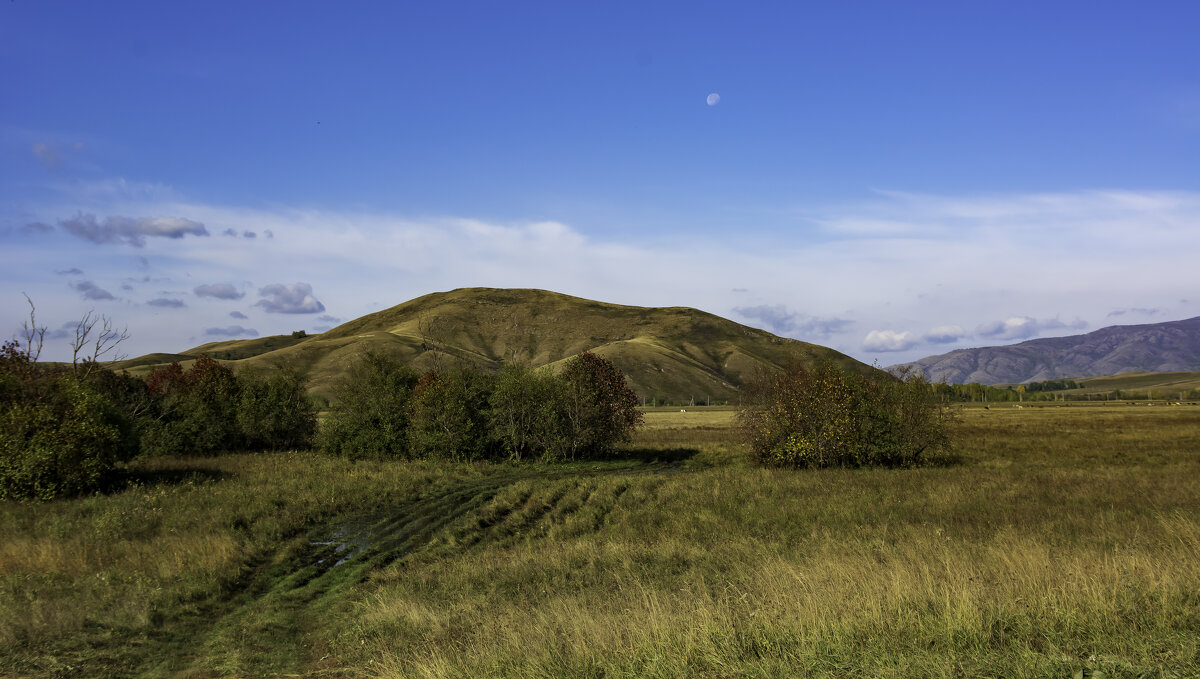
<box><xmin>2</xmin><ymin>405</ymin><xmax>1199</xmax><ymax>677</ymax></box>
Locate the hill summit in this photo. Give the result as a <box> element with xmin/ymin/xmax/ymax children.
<box><xmin>118</xmin><ymin>288</ymin><xmax>867</xmax><ymax>402</ymax></box>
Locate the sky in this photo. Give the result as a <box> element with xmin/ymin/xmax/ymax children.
<box><xmin>3</xmin><ymin>1</ymin><xmax>1200</xmax><ymax>368</ymax></box>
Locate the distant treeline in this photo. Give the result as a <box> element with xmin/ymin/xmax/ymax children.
<box><xmin>930</xmin><ymin>380</ymin><xmax>1200</xmax><ymax>403</ymax></box>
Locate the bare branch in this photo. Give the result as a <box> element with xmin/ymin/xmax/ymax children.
<box><xmin>20</xmin><ymin>293</ymin><xmax>46</xmax><ymax>363</ymax></box>
<box><xmin>72</xmin><ymin>310</ymin><xmax>98</xmax><ymax>368</ymax></box>
<box><xmin>71</xmin><ymin>310</ymin><xmax>130</xmax><ymax>377</ymax></box>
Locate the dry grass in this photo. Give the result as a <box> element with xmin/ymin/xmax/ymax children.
<box><xmin>1</xmin><ymin>405</ymin><xmax>1198</xmax><ymax>677</ymax></box>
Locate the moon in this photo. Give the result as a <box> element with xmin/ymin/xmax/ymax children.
<box><xmin>706</xmin><ymin>92</ymin><xmax>720</xmax><ymax>106</ymax></box>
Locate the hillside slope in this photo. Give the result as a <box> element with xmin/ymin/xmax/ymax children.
<box><xmin>897</xmin><ymin>316</ymin><xmax>1200</xmax><ymax>384</ymax></box>
<box><xmin>115</xmin><ymin>288</ymin><xmax>868</xmax><ymax>401</ymax></box>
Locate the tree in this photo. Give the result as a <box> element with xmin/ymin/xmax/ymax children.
<box><xmin>238</xmin><ymin>367</ymin><xmax>317</xmax><ymax>450</ymax></box>
<box><xmin>488</xmin><ymin>364</ymin><xmax>566</xmax><ymax>461</ymax></box>
<box><xmin>406</xmin><ymin>368</ymin><xmax>497</xmax><ymax>461</ymax></box>
<box><xmin>70</xmin><ymin>310</ymin><xmax>130</xmax><ymax>378</ymax></box>
<box><xmin>141</xmin><ymin>357</ymin><xmax>242</xmax><ymax>456</ymax></box>
<box><xmin>739</xmin><ymin>360</ymin><xmax>952</xmax><ymax>468</ymax></box>
<box><xmin>558</xmin><ymin>352</ymin><xmax>643</xmax><ymax>459</ymax></box>
<box><xmin>317</xmin><ymin>352</ymin><xmax>419</xmax><ymax>459</ymax></box>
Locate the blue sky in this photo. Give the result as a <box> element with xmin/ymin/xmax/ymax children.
<box><xmin>3</xmin><ymin>1</ymin><xmax>1200</xmax><ymax>367</ymax></box>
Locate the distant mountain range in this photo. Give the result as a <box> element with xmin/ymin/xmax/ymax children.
<box><xmin>895</xmin><ymin>316</ymin><xmax>1200</xmax><ymax>385</ymax></box>
<box><xmin>115</xmin><ymin>288</ymin><xmax>868</xmax><ymax>402</ymax></box>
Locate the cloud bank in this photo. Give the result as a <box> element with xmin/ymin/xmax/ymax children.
<box><xmin>205</xmin><ymin>325</ymin><xmax>259</xmax><ymax>338</ymax></box>
<box><xmin>59</xmin><ymin>213</ymin><xmax>209</xmax><ymax>247</ymax></box>
<box><xmin>9</xmin><ymin>187</ymin><xmax>1200</xmax><ymax>363</ymax></box>
<box><xmin>194</xmin><ymin>283</ymin><xmax>245</xmax><ymax>300</ymax></box>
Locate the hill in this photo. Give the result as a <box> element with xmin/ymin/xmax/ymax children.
<box><xmin>897</xmin><ymin>316</ymin><xmax>1200</xmax><ymax>385</ymax></box>
<box><xmin>113</xmin><ymin>288</ymin><xmax>868</xmax><ymax>402</ymax></box>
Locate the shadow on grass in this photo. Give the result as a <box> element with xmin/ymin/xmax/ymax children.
<box><xmin>614</xmin><ymin>447</ymin><xmax>700</xmax><ymax>464</ymax></box>
<box><xmin>113</xmin><ymin>465</ymin><xmax>229</xmax><ymax>490</ymax></box>
<box><xmin>917</xmin><ymin>452</ymin><xmax>966</xmax><ymax>468</ymax></box>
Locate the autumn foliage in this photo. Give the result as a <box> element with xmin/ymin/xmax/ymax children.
<box><xmin>739</xmin><ymin>360</ymin><xmax>952</xmax><ymax>468</ymax></box>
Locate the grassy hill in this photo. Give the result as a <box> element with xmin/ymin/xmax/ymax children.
<box><xmin>112</xmin><ymin>288</ymin><xmax>867</xmax><ymax>402</ymax></box>
<box><xmin>1071</xmin><ymin>371</ymin><xmax>1200</xmax><ymax>398</ymax></box>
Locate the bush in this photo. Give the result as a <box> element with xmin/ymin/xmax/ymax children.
<box><xmin>142</xmin><ymin>356</ymin><xmax>242</xmax><ymax>456</ymax></box>
<box><xmin>0</xmin><ymin>340</ymin><xmax>124</xmax><ymax>500</ymax></box>
<box><xmin>84</xmin><ymin>368</ymin><xmax>155</xmax><ymax>462</ymax></box>
<box><xmin>740</xmin><ymin>360</ymin><xmax>952</xmax><ymax>468</ymax></box>
<box><xmin>407</xmin><ymin>368</ymin><xmax>497</xmax><ymax>461</ymax></box>
<box><xmin>238</xmin><ymin>368</ymin><xmax>317</xmax><ymax>450</ymax></box>
<box><xmin>488</xmin><ymin>364</ymin><xmax>567</xmax><ymax>461</ymax></box>
<box><xmin>315</xmin><ymin>352</ymin><xmax>644</xmax><ymax>462</ymax></box>
<box><xmin>317</xmin><ymin>352</ymin><xmax>419</xmax><ymax>459</ymax></box>
<box><xmin>557</xmin><ymin>352</ymin><xmax>643</xmax><ymax>459</ymax></box>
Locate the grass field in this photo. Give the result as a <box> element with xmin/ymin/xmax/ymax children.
<box><xmin>2</xmin><ymin>405</ymin><xmax>1199</xmax><ymax>677</ymax></box>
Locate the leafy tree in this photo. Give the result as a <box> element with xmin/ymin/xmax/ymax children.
<box><xmin>0</xmin><ymin>341</ymin><xmax>123</xmax><ymax>500</ymax></box>
<box><xmin>407</xmin><ymin>368</ymin><xmax>497</xmax><ymax>461</ymax></box>
<box><xmin>740</xmin><ymin>360</ymin><xmax>952</xmax><ymax>468</ymax></box>
<box><xmin>488</xmin><ymin>364</ymin><xmax>566</xmax><ymax>461</ymax></box>
<box><xmin>238</xmin><ymin>368</ymin><xmax>317</xmax><ymax>450</ymax></box>
<box><xmin>317</xmin><ymin>352</ymin><xmax>419</xmax><ymax>459</ymax></box>
<box><xmin>558</xmin><ymin>352</ymin><xmax>643</xmax><ymax>459</ymax></box>
<box><xmin>84</xmin><ymin>368</ymin><xmax>155</xmax><ymax>461</ymax></box>
<box><xmin>142</xmin><ymin>356</ymin><xmax>242</xmax><ymax>456</ymax></box>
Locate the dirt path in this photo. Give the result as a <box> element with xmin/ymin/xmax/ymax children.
<box><xmin>152</xmin><ymin>457</ymin><xmax>693</xmax><ymax>676</ymax></box>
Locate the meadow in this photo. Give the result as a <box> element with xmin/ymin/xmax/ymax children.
<box><xmin>2</xmin><ymin>405</ymin><xmax>1198</xmax><ymax>677</ymax></box>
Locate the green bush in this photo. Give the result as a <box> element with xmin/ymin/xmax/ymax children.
<box><xmin>317</xmin><ymin>352</ymin><xmax>419</xmax><ymax>459</ymax></box>
<box><xmin>406</xmin><ymin>368</ymin><xmax>497</xmax><ymax>461</ymax></box>
<box><xmin>740</xmin><ymin>361</ymin><xmax>952</xmax><ymax>468</ymax></box>
<box><xmin>142</xmin><ymin>356</ymin><xmax>242</xmax><ymax>456</ymax></box>
<box><xmin>238</xmin><ymin>368</ymin><xmax>317</xmax><ymax>450</ymax></box>
<box><xmin>0</xmin><ymin>359</ymin><xmax>123</xmax><ymax>500</ymax></box>
<box><xmin>488</xmin><ymin>364</ymin><xmax>567</xmax><ymax>461</ymax></box>
<box><xmin>84</xmin><ymin>368</ymin><xmax>155</xmax><ymax>462</ymax></box>
<box><xmin>315</xmin><ymin>352</ymin><xmax>644</xmax><ymax>462</ymax></box>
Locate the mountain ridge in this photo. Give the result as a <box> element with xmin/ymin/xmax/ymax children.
<box><xmin>895</xmin><ymin>316</ymin><xmax>1200</xmax><ymax>385</ymax></box>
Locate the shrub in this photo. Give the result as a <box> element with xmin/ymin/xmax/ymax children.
<box><xmin>0</xmin><ymin>346</ymin><xmax>123</xmax><ymax>500</ymax></box>
<box><xmin>740</xmin><ymin>360</ymin><xmax>952</xmax><ymax>468</ymax></box>
<box><xmin>238</xmin><ymin>368</ymin><xmax>317</xmax><ymax>450</ymax></box>
<box><xmin>558</xmin><ymin>352</ymin><xmax>643</xmax><ymax>459</ymax></box>
<box><xmin>317</xmin><ymin>352</ymin><xmax>419</xmax><ymax>459</ymax></box>
<box><xmin>315</xmin><ymin>351</ymin><xmax>644</xmax><ymax>462</ymax></box>
<box><xmin>84</xmin><ymin>368</ymin><xmax>155</xmax><ymax>462</ymax></box>
<box><xmin>407</xmin><ymin>368</ymin><xmax>497</xmax><ymax>461</ymax></box>
<box><xmin>488</xmin><ymin>364</ymin><xmax>566</xmax><ymax>461</ymax></box>
<box><xmin>142</xmin><ymin>356</ymin><xmax>242</xmax><ymax>456</ymax></box>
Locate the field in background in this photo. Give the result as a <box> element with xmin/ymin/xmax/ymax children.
<box><xmin>2</xmin><ymin>405</ymin><xmax>1199</xmax><ymax>677</ymax></box>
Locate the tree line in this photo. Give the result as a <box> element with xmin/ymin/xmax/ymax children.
<box><xmin>1</xmin><ymin>307</ymin><xmax>643</xmax><ymax>499</ymax></box>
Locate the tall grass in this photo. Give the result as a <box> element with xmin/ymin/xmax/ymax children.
<box><xmin>1</xmin><ymin>406</ymin><xmax>1198</xmax><ymax>677</ymax></box>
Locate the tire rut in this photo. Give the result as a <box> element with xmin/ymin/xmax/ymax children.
<box><xmin>162</xmin><ymin>457</ymin><xmax>696</xmax><ymax>675</ymax></box>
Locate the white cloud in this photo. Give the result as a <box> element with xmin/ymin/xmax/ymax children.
<box><xmin>976</xmin><ymin>316</ymin><xmax>1087</xmax><ymax>341</ymax></box>
<box><xmin>147</xmin><ymin>298</ymin><xmax>185</xmax><ymax>308</ymax></box>
<box><xmin>70</xmin><ymin>280</ymin><xmax>115</xmax><ymax>301</ymax></box>
<box><xmin>194</xmin><ymin>283</ymin><xmax>245</xmax><ymax>300</ymax></box>
<box><xmin>923</xmin><ymin>325</ymin><xmax>966</xmax><ymax>344</ymax></box>
<box><xmin>31</xmin><ymin>143</ymin><xmax>61</xmax><ymax>169</ymax></box>
<box><xmin>863</xmin><ymin>329</ymin><xmax>917</xmax><ymax>352</ymax></box>
<box><xmin>733</xmin><ymin>305</ymin><xmax>853</xmax><ymax>338</ymax></box>
<box><xmin>255</xmin><ymin>282</ymin><xmax>325</xmax><ymax>314</ymax></box>
<box><xmin>7</xmin><ymin>187</ymin><xmax>1200</xmax><ymax>363</ymax></box>
<box><xmin>59</xmin><ymin>213</ymin><xmax>209</xmax><ymax>247</ymax></box>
